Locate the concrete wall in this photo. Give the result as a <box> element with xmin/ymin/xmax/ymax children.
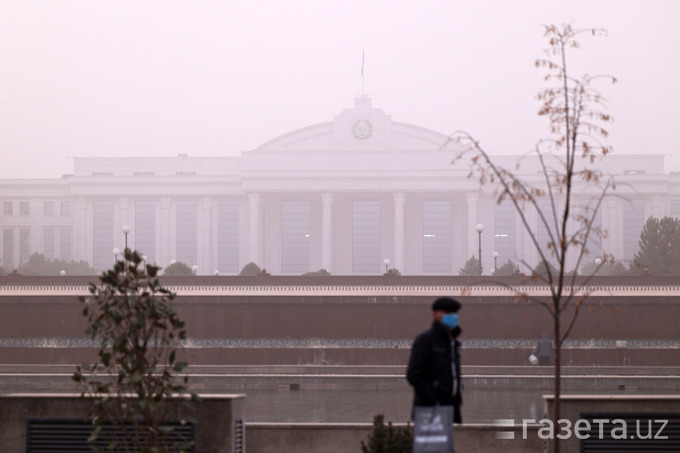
<box><xmin>544</xmin><ymin>395</ymin><xmax>680</xmax><ymax>453</ymax></box>
<box><xmin>246</xmin><ymin>423</ymin><xmax>542</xmax><ymax>453</ymax></box>
<box><xmin>2</xmin><ymin>275</ymin><xmax>680</xmax><ymax>366</ymax></box>
<box><xmin>0</xmin><ymin>394</ymin><xmax>245</xmax><ymax>453</ymax></box>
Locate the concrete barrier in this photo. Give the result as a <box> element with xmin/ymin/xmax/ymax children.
<box><xmin>246</xmin><ymin>422</ymin><xmax>542</xmax><ymax>453</ymax></box>
<box><xmin>544</xmin><ymin>395</ymin><xmax>680</xmax><ymax>453</ymax></box>
<box><xmin>0</xmin><ymin>393</ymin><xmax>245</xmax><ymax>453</ymax></box>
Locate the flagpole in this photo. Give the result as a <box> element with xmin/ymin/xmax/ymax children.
<box><xmin>361</xmin><ymin>50</ymin><xmax>365</xmax><ymax>96</ymax></box>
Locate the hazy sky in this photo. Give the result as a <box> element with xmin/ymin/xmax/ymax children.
<box><xmin>1</xmin><ymin>0</ymin><xmax>679</xmax><ymax>178</ymax></box>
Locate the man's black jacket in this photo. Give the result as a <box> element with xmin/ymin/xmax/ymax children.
<box><xmin>406</xmin><ymin>320</ymin><xmax>462</xmax><ymax>423</ymax></box>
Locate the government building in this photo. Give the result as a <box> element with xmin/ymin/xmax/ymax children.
<box><xmin>0</xmin><ymin>97</ymin><xmax>675</xmax><ymax>275</ymax></box>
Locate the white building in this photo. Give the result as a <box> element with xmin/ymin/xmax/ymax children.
<box><xmin>0</xmin><ymin>97</ymin><xmax>675</xmax><ymax>274</ymax></box>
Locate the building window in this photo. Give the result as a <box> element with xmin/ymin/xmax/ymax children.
<box><xmin>3</xmin><ymin>229</ymin><xmax>13</xmax><ymax>270</ymax></box>
<box><xmin>20</xmin><ymin>202</ymin><xmax>29</xmax><ymax>216</ymax></box>
<box><xmin>92</xmin><ymin>200</ymin><xmax>115</xmax><ymax>271</ymax></box>
<box><xmin>176</xmin><ymin>201</ymin><xmax>198</xmax><ymax>268</ymax></box>
<box><xmin>60</xmin><ymin>201</ymin><xmax>71</xmax><ymax>216</ymax></box>
<box><xmin>580</xmin><ymin>198</ymin><xmax>603</xmax><ymax>259</ymax></box>
<box><xmin>44</xmin><ymin>201</ymin><xmax>54</xmax><ymax>216</ymax></box>
<box><xmin>281</xmin><ymin>201</ymin><xmax>310</xmax><ymax>274</ymax></box>
<box><xmin>3</xmin><ymin>201</ymin><xmax>13</xmax><ymax>216</ymax></box>
<box><xmin>536</xmin><ymin>198</ymin><xmax>558</xmax><ymax>268</ymax></box>
<box><xmin>671</xmin><ymin>200</ymin><xmax>680</xmax><ymax>218</ymax></box>
<box><xmin>218</xmin><ymin>200</ymin><xmax>240</xmax><ymax>274</ymax></box>
<box><xmin>44</xmin><ymin>228</ymin><xmax>55</xmax><ymax>260</ymax></box>
<box><xmin>352</xmin><ymin>200</ymin><xmax>380</xmax><ymax>273</ymax></box>
<box><xmin>623</xmin><ymin>199</ymin><xmax>645</xmax><ymax>262</ymax></box>
<box><xmin>60</xmin><ymin>228</ymin><xmax>71</xmax><ymax>261</ymax></box>
<box><xmin>494</xmin><ymin>201</ymin><xmax>516</xmax><ymax>267</ymax></box>
<box><xmin>135</xmin><ymin>201</ymin><xmax>156</xmax><ymax>263</ymax></box>
<box><xmin>19</xmin><ymin>228</ymin><xmax>30</xmax><ymax>265</ymax></box>
<box><xmin>423</xmin><ymin>201</ymin><xmax>451</xmax><ymax>273</ymax></box>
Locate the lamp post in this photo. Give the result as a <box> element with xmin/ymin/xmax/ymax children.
<box><xmin>493</xmin><ymin>251</ymin><xmax>499</xmax><ymax>275</ymax></box>
<box><xmin>121</xmin><ymin>225</ymin><xmax>130</xmax><ymax>251</ymax></box>
<box><xmin>475</xmin><ymin>224</ymin><xmax>484</xmax><ymax>276</ymax></box>
<box><xmin>191</xmin><ymin>265</ymin><xmax>198</xmax><ymax>275</ymax></box>
<box><xmin>112</xmin><ymin>248</ymin><xmax>121</xmax><ymax>264</ymax></box>
<box><xmin>383</xmin><ymin>259</ymin><xmax>390</xmax><ymax>274</ymax></box>
<box><xmin>594</xmin><ymin>257</ymin><xmax>602</xmax><ymax>276</ymax></box>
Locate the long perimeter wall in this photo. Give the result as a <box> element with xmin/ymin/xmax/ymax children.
<box><xmin>1</xmin><ymin>275</ymin><xmax>678</xmax><ymax>366</ymax></box>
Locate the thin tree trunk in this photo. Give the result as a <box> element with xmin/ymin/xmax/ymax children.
<box><xmin>553</xmin><ymin>310</ymin><xmax>561</xmax><ymax>453</ymax></box>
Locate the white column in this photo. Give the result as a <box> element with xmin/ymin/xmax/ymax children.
<box><xmin>321</xmin><ymin>193</ymin><xmax>333</xmax><ymax>272</ymax></box>
<box><xmin>393</xmin><ymin>193</ymin><xmax>405</xmax><ymax>273</ymax></box>
<box><xmin>248</xmin><ymin>193</ymin><xmax>261</xmax><ymax>265</ymax></box>
<box><xmin>605</xmin><ymin>197</ymin><xmax>620</xmax><ymax>260</ymax></box>
<box><xmin>118</xmin><ymin>197</ymin><xmax>129</xmax><ymax>249</ymax></box>
<box><xmin>466</xmin><ymin>193</ymin><xmax>479</xmax><ymax>261</ymax></box>
<box><xmin>159</xmin><ymin>197</ymin><xmax>171</xmax><ymax>266</ymax></box>
<box><xmin>75</xmin><ymin>198</ymin><xmax>87</xmax><ymax>262</ymax></box>
<box><xmin>651</xmin><ymin>196</ymin><xmax>663</xmax><ymax>219</ymax></box>
<box><xmin>201</xmin><ymin>196</ymin><xmax>213</xmax><ymax>275</ymax></box>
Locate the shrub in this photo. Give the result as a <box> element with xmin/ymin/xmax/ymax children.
<box><xmin>239</xmin><ymin>262</ymin><xmax>261</xmax><ymax>276</ymax></box>
<box><xmin>73</xmin><ymin>249</ymin><xmax>196</xmax><ymax>452</ymax></box>
<box><xmin>361</xmin><ymin>414</ymin><xmax>412</xmax><ymax>453</ymax></box>
<box><xmin>18</xmin><ymin>253</ymin><xmax>96</xmax><ymax>275</ymax></box>
<box><xmin>494</xmin><ymin>259</ymin><xmax>519</xmax><ymax>276</ymax></box>
<box><xmin>458</xmin><ymin>255</ymin><xmax>482</xmax><ymax>276</ymax></box>
<box><xmin>303</xmin><ymin>268</ymin><xmax>331</xmax><ymax>276</ymax></box>
<box><xmin>163</xmin><ymin>261</ymin><xmax>195</xmax><ymax>276</ymax></box>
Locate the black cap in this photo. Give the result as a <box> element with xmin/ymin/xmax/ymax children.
<box><xmin>432</xmin><ymin>297</ymin><xmax>461</xmax><ymax>313</ymax></box>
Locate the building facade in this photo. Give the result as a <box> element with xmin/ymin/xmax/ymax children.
<box><xmin>0</xmin><ymin>97</ymin><xmax>676</xmax><ymax>274</ymax></box>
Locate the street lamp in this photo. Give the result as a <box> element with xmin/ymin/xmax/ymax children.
<box><xmin>383</xmin><ymin>259</ymin><xmax>390</xmax><ymax>274</ymax></box>
<box><xmin>475</xmin><ymin>224</ymin><xmax>485</xmax><ymax>276</ymax></box>
<box><xmin>121</xmin><ymin>225</ymin><xmax>130</xmax><ymax>251</ymax></box>
<box><xmin>493</xmin><ymin>251</ymin><xmax>499</xmax><ymax>275</ymax></box>
<box><xmin>59</xmin><ymin>270</ymin><xmax>66</xmax><ymax>276</ymax></box>
<box><xmin>112</xmin><ymin>248</ymin><xmax>121</xmax><ymax>264</ymax></box>
<box><xmin>594</xmin><ymin>258</ymin><xmax>602</xmax><ymax>276</ymax></box>
<box><xmin>191</xmin><ymin>264</ymin><xmax>198</xmax><ymax>275</ymax></box>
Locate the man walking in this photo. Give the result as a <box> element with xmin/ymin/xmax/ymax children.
<box><xmin>407</xmin><ymin>297</ymin><xmax>462</xmax><ymax>453</ymax></box>
<box><xmin>535</xmin><ymin>333</ymin><xmax>553</xmax><ymax>366</ymax></box>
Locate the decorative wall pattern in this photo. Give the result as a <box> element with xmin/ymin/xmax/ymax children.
<box><xmin>1</xmin><ymin>337</ymin><xmax>677</xmax><ymax>350</ymax></box>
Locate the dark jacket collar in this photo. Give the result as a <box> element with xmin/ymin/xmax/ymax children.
<box><xmin>431</xmin><ymin>319</ymin><xmax>462</xmax><ymax>340</ymax></box>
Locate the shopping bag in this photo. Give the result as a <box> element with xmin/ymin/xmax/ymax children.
<box><xmin>529</xmin><ymin>354</ymin><xmax>538</xmax><ymax>365</ymax></box>
<box><xmin>413</xmin><ymin>405</ymin><xmax>454</xmax><ymax>453</ymax></box>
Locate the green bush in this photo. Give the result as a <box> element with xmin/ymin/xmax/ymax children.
<box><xmin>302</xmin><ymin>268</ymin><xmax>331</xmax><ymax>276</ymax></box>
<box><xmin>18</xmin><ymin>253</ymin><xmax>96</xmax><ymax>275</ymax></box>
<box><xmin>361</xmin><ymin>414</ymin><xmax>412</xmax><ymax>453</ymax></box>
<box><xmin>163</xmin><ymin>261</ymin><xmax>195</xmax><ymax>276</ymax></box>
<box><xmin>494</xmin><ymin>259</ymin><xmax>519</xmax><ymax>276</ymax></box>
<box><xmin>73</xmin><ymin>249</ymin><xmax>196</xmax><ymax>452</ymax></box>
<box><xmin>239</xmin><ymin>262</ymin><xmax>261</xmax><ymax>276</ymax></box>
<box><xmin>459</xmin><ymin>255</ymin><xmax>482</xmax><ymax>276</ymax></box>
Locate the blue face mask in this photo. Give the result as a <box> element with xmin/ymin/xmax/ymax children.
<box><xmin>441</xmin><ymin>313</ymin><xmax>459</xmax><ymax>329</ymax></box>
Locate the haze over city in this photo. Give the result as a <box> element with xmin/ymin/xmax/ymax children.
<box><xmin>1</xmin><ymin>0</ymin><xmax>679</xmax><ymax>179</ymax></box>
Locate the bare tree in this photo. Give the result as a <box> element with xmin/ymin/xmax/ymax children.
<box><xmin>449</xmin><ymin>24</ymin><xmax>616</xmax><ymax>453</ymax></box>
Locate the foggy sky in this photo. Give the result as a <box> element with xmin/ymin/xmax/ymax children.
<box><xmin>1</xmin><ymin>0</ymin><xmax>679</xmax><ymax>179</ymax></box>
